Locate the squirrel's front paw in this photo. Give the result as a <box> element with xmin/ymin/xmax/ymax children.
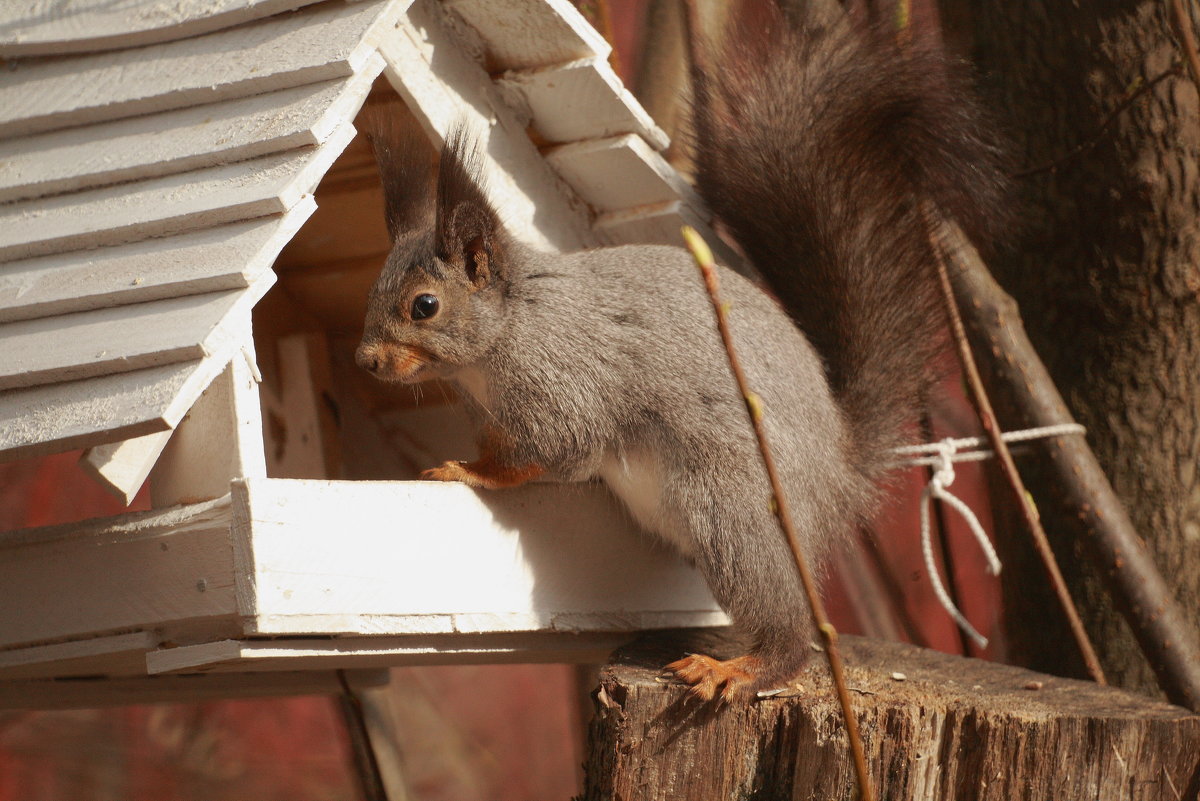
<box><xmin>420</xmin><ymin>461</ymin><xmax>476</xmax><ymax>485</ymax></box>
<box><xmin>420</xmin><ymin>457</ymin><xmax>544</xmax><ymax>489</ymax></box>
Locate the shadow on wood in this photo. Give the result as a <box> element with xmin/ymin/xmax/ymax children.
<box><xmin>581</xmin><ymin>630</ymin><xmax>1200</xmax><ymax>800</ymax></box>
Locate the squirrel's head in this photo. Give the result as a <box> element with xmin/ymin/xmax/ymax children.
<box><xmin>357</xmin><ymin>122</ymin><xmax>511</xmax><ymax>384</ymax></box>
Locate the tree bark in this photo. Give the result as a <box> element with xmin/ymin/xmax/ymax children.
<box><xmin>580</xmin><ymin>630</ymin><xmax>1200</xmax><ymax>800</ymax></box>
<box><xmin>943</xmin><ymin>2</ymin><xmax>1200</xmax><ymax>693</ymax></box>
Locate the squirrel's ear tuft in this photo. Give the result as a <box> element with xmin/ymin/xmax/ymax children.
<box><xmin>363</xmin><ymin>108</ymin><xmax>435</xmax><ymax>241</ymax></box>
<box><xmin>436</xmin><ymin>124</ymin><xmax>506</xmax><ymax>289</ymax></box>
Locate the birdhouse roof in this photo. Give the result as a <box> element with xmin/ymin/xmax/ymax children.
<box><xmin>0</xmin><ymin>0</ymin><xmax>717</xmax><ymax>482</ymax></box>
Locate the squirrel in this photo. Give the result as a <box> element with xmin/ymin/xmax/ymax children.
<box><xmin>356</xmin><ymin>10</ymin><xmax>1006</xmax><ymax>702</ymax></box>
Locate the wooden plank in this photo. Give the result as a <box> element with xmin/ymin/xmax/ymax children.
<box><xmin>594</xmin><ymin>200</ymin><xmax>746</xmax><ymax>271</ymax></box>
<box><xmin>79</xmin><ymin>430</ymin><xmax>175</xmax><ymax>506</ymax></box>
<box><xmin>497</xmin><ymin>58</ymin><xmax>668</xmax><ymax>149</ymax></box>
<box><xmin>0</xmin><ymin>123</ymin><xmax>354</xmax><ymax>262</ymax></box>
<box><xmin>0</xmin><ymin>272</ymin><xmax>273</xmax><ymax>392</ymax></box>
<box><xmin>0</xmin><ymin>669</ymin><xmax>389</xmax><ymax>710</ymax></box>
<box><xmin>583</xmin><ymin>632</ymin><xmax>1200</xmax><ymax>801</ymax></box>
<box><xmin>378</xmin><ymin>0</ymin><xmax>596</xmax><ymax>252</ymax></box>
<box><xmin>0</xmin><ymin>497</ymin><xmax>241</xmax><ymax>649</ymax></box>
<box><xmin>0</xmin><ymin>0</ymin><xmax>324</xmax><ymax>57</ymax></box>
<box><xmin>0</xmin><ymin>0</ymin><xmax>402</xmax><ymax>138</ymax></box>
<box><xmin>82</xmin><ymin>329</ymin><xmax>267</xmax><ymax>507</ymax></box>
<box><xmin>147</xmin><ymin>632</ymin><xmax>630</xmax><ymax>674</ymax></box>
<box><xmin>0</xmin><ymin>318</ymin><xmax>248</xmax><ymax>461</ymax></box>
<box><xmin>230</xmin><ymin>477</ymin><xmax>726</xmax><ymax>639</ymax></box>
<box><xmin>259</xmin><ymin>332</ymin><xmax>342</xmax><ymax>480</ymax></box>
<box><xmin>0</xmin><ymin>361</ymin><xmax>198</xmax><ymax>460</ymax></box>
<box><xmin>0</xmin><ymin>60</ymin><xmax>382</xmax><ymax>204</ymax></box>
<box><xmin>149</xmin><ymin>334</ymin><xmax>268</xmax><ymax>507</ymax></box>
<box><xmin>0</xmin><ymin>631</ymin><xmax>159</xmax><ymax>680</ymax></box>
<box><xmin>0</xmin><ymin>199</ymin><xmax>315</xmax><ymax>324</ymax></box>
<box><xmin>544</xmin><ymin>133</ymin><xmax>702</xmax><ymax>213</ymax></box>
<box><xmin>444</xmin><ymin>0</ymin><xmax>609</xmax><ymax>71</ymax></box>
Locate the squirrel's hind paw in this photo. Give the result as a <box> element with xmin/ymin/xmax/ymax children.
<box><xmin>665</xmin><ymin>653</ymin><xmax>764</xmax><ymax>703</ymax></box>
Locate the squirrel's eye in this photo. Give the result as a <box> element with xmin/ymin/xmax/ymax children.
<box><xmin>411</xmin><ymin>293</ymin><xmax>439</xmax><ymax>320</ymax></box>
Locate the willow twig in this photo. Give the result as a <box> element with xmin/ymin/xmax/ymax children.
<box><xmin>682</xmin><ymin>227</ymin><xmax>875</xmax><ymax>801</ymax></box>
<box><xmin>922</xmin><ymin>206</ymin><xmax>1108</xmax><ymax>686</ymax></box>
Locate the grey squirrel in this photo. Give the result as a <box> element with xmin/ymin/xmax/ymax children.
<box><xmin>356</xmin><ymin>12</ymin><xmax>1005</xmax><ymax>701</ymax></box>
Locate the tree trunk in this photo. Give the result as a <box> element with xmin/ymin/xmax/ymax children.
<box><xmin>942</xmin><ymin>2</ymin><xmax>1200</xmax><ymax>693</ymax></box>
<box><xmin>580</xmin><ymin>630</ymin><xmax>1200</xmax><ymax>800</ymax></box>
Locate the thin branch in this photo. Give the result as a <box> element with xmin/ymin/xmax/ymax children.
<box><xmin>921</xmin><ymin>205</ymin><xmax>1108</xmax><ymax>686</ymax></box>
<box><xmin>1013</xmin><ymin>65</ymin><xmax>1182</xmax><ymax>179</ymax></box>
<box><xmin>1168</xmin><ymin>0</ymin><xmax>1200</xmax><ymax>96</ymax></box>
<box><xmin>939</xmin><ymin>222</ymin><xmax>1200</xmax><ymax>712</ymax></box>
<box><xmin>682</xmin><ymin>227</ymin><xmax>875</xmax><ymax>801</ymax></box>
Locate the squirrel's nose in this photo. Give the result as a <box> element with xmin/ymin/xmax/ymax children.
<box><xmin>355</xmin><ymin>343</ymin><xmax>380</xmax><ymax>374</ymax></box>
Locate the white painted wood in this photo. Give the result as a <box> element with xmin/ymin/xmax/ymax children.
<box><xmin>147</xmin><ymin>632</ymin><xmax>628</xmax><ymax>674</ymax></box>
<box><xmin>80</xmin><ymin>430</ymin><xmax>174</xmax><ymax>506</ymax></box>
<box><xmin>0</xmin><ymin>361</ymin><xmax>199</xmax><ymax>460</ymax></box>
<box><xmin>544</xmin><ymin>133</ymin><xmax>703</xmax><ymax>213</ymax></box>
<box><xmin>378</xmin><ymin>0</ymin><xmax>596</xmax><ymax>252</ymax></box>
<box><xmin>497</xmin><ymin>58</ymin><xmax>668</xmax><ymax>150</ymax></box>
<box><xmin>0</xmin><ymin>123</ymin><xmax>353</xmax><ymax>263</ymax></box>
<box><xmin>444</xmin><ymin>0</ymin><xmax>609</xmax><ymax>70</ymax></box>
<box><xmin>0</xmin><ymin>0</ymin><xmax>323</xmax><ymax>57</ymax></box>
<box><xmin>0</xmin><ymin>670</ymin><xmax>389</xmax><ymax>710</ymax></box>
<box><xmin>260</xmin><ymin>333</ymin><xmax>337</xmax><ymax>480</ymax></box>
<box><xmin>0</xmin><ymin>62</ymin><xmax>382</xmax><ymax>204</ymax></box>
<box><xmin>0</xmin><ymin>200</ymin><xmax>315</xmax><ymax>324</ymax></box>
<box><xmin>0</xmin><ymin>309</ymin><xmax>252</xmax><ymax>460</ymax></box>
<box><xmin>595</xmin><ymin>199</ymin><xmax>746</xmax><ymax>271</ymax></box>
<box><xmin>230</xmin><ymin>477</ymin><xmax>726</xmax><ymax>638</ymax></box>
<box><xmin>0</xmin><ymin>0</ymin><xmax>401</xmax><ymax>138</ymax></box>
<box><xmin>0</xmin><ymin>272</ymin><xmax>273</xmax><ymax>392</ymax></box>
<box><xmin>0</xmin><ymin>631</ymin><xmax>159</xmax><ymax>680</ymax></box>
<box><xmin>0</xmin><ymin>497</ymin><xmax>241</xmax><ymax>649</ymax></box>
<box><xmin>150</xmin><ymin>332</ymin><xmax>268</xmax><ymax>507</ymax></box>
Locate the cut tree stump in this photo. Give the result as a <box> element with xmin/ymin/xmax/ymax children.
<box><xmin>581</xmin><ymin>630</ymin><xmax>1200</xmax><ymax>800</ymax></box>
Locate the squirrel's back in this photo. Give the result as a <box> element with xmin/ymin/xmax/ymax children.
<box><xmin>691</xmin><ymin>17</ymin><xmax>1007</xmax><ymax>517</ymax></box>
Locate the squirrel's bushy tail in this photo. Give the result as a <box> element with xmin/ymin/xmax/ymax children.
<box><xmin>691</xmin><ymin>17</ymin><xmax>1007</xmax><ymax>492</ymax></box>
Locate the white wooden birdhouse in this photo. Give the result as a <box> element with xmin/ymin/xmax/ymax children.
<box><xmin>0</xmin><ymin>0</ymin><xmax>741</xmax><ymax>706</ymax></box>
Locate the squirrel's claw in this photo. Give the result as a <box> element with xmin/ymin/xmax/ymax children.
<box><xmin>420</xmin><ymin>458</ymin><xmax>544</xmax><ymax>489</ymax></box>
<box><xmin>420</xmin><ymin>461</ymin><xmax>476</xmax><ymax>484</ymax></box>
<box><xmin>665</xmin><ymin>653</ymin><xmax>763</xmax><ymax>703</ymax></box>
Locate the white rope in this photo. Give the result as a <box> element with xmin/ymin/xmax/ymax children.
<box><xmin>893</xmin><ymin>423</ymin><xmax>1086</xmax><ymax>648</ymax></box>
